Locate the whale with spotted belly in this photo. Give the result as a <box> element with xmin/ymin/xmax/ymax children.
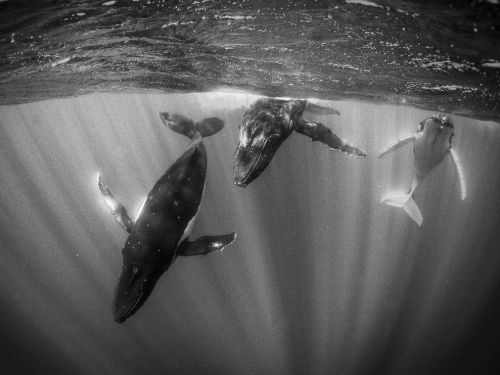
<box><xmin>98</xmin><ymin>113</ymin><xmax>236</xmax><ymax>323</ymax></box>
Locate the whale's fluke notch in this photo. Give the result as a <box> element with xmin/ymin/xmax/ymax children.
<box><xmin>294</xmin><ymin>119</ymin><xmax>367</xmax><ymax>157</ymax></box>
<box><xmin>97</xmin><ymin>173</ymin><xmax>133</xmax><ymax>233</ymax></box>
<box><xmin>177</xmin><ymin>232</ymin><xmax>237</xmax><ymax>256</ymax></box>
<box><xmin>159</xmin><ymin>112</ymin><xmax>224</xmax><ymax>140</ymax></box>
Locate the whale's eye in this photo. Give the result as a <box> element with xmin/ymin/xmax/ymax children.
<box><xmin>132</xmin><ymin>265</ymin><xmax>139</xmax><ymax>274</ymax></box>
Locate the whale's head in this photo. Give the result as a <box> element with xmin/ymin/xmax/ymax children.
<box><xmin>418</xmin><ymin>115</ymin><xmax>455</xmax><ymax>145</ymax></box>
<box><xmin>418</xmin><ymin>115</ymin><xmax>454</xmax><ymax>131</ymax></box>
<box><xmin>113</xmin><ymin>262</ymin><xmax>163</xmax><ymax>323</ymax></box>
<box><xmin>113</xmin><ymin>238</ymin><xmax>166</xmax><ymax>323</ymax></box>
<box><xmin>233</xmin><ymin>107</ymin><xmax>293</xmax><ymax>187</ymax></box>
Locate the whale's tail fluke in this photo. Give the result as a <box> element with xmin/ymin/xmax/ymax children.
<box><xmin>381</xmin><ymin>192</ymin><xmax>423</xmax><ymax>226</ymax></box>
<box><xmin>159</xmin><ymin>112</ymin><xmax>224</xmax><ymax>140</ymax></box>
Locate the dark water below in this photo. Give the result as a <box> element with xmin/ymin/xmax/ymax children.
<box><xmin>1</xmin><ymin>0</ymin><xmax>500</xmax><ymax>121</ymax></box>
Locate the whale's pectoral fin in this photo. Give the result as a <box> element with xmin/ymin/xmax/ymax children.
<box><xmin>294</xmin><ymin>119</ymin><xmax>367</xmax><ymax>157</ymax></box>
<box><xmin>177</xmin><ymin>232</ymin><xmax>237</xmax><ymax>256</ymax></box>
<box><xmin>97</xmin><ymin>173</ymin><xmax>133</xmax><ymax>233</ymax></box>
<box><xmin>305</xmin><ymin>102</ymin><xmax>341</xmax><ymax>116</ymax></box>
<box><xmin>449</xmin><ymin>148</ymin><xmax>467</xmax><ymax>200</ymax></box>
<box><xmin>379</xmin><ymin>135</ymin><xmax>415</xmax><ymax>158</ymax></box>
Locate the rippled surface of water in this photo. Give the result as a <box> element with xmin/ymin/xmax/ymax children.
<box><xmin>0</xmin><ymin>0</ymin><xmax>499</xmax><ymax>120</ymax></box>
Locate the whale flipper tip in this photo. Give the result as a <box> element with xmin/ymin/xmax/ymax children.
<box><xmin>177</xmin><ymin>232</ymin><xmax>237</xmax><ymax>256</ymax></box>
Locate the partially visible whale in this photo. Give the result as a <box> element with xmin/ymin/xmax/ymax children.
<box><xmin>233</xmin><ymin>98</ymin><xmax>367</xmax><ymax>187</ymax></box>
<box><xmin>379</xmin><ymin>114</ymin><xmax>466</xmax><ymax>226</ymax></box>
<box><xmin>98</xmin><ymin>113</ymin><xmax>236</xmax><ymax>323</ymax></box>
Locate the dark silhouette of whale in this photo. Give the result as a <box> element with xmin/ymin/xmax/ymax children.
<box><xmin>98</xmin><ymin>113</ymin><xmax>236</xmax><ymax>323</ymax></box>
<box><xmin>379</xmin><ymin>114</ymin><xmax>466</xmax><ymax>226</ymax></box>
<box><xmin>233</xmin><ymin>98</ymin><xmax>367</xmax><ymax>187</ymax></box>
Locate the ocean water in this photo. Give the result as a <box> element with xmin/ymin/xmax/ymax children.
<box><xmin>1</xmin><ymin>1</ymin><xmax>500</xmax><ymax>375</ymax></box>
<box><xmin>1</xmin><ymin>92</ymin><xmax>499</xmax><ymax>375</ymax></box>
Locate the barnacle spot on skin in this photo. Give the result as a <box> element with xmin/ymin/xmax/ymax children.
<box><xmin>239</xmin><ymin>128</ymin><xmax>250</xmax><ymax>147</ymax></box>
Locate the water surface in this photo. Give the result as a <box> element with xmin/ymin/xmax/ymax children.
<box><xmin>0</xmin><ymin>0</ymin><xmax>499</xmax><ymax>120</ymax></box>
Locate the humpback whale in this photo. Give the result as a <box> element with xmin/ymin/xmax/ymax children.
<box><xmin>98</xmin><ymin>113</ymin><xmax>236</xmax><ymax>323</ymax></box>
<box><xmin>233</xmin><ymin>98</ymin><xmax>367</xmax><ymax>187</ymax></box>
<box><xmin>379</xmin><ymin>114</ymin><xmax>466</xmax><ymax>226</ymax></box>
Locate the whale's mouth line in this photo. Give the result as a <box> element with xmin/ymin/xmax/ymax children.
<box><xmin>115</xmin><ymin>278</ymin><xmax>147</xmax><ymax>322</ymax></box>
<box><xmin>129</xmin><ymin>284</ymin><xmax>145</xmax><ymax>314</ymax></box>
<box><xmin>237</xmin><ymin>134</ymin><xmax>278</xmax><ymax>186</ymax></box>
<box><xmin>237</xmin><ymin>155</ymin><xmax>259</xmax><ymax>186</ymax></box>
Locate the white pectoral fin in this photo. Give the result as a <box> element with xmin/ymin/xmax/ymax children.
<box><xmin>449</xmin><ymin>148</ymin><xmax>466</xmax><ymax>200</ymax></box>
<box><xmin>381</xmin><ymin>192</ymin><xmax>423</xmax><ymax>226</ymax></box>
<box><xmin>379</xmin><ymin>135</ymin><xmax>415</xmax><ymax>158</ymax></box>
<box><xmin>97</xmin><ymin>172</ymin><xmax>134</xmax><ymax>233</ymax></box>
